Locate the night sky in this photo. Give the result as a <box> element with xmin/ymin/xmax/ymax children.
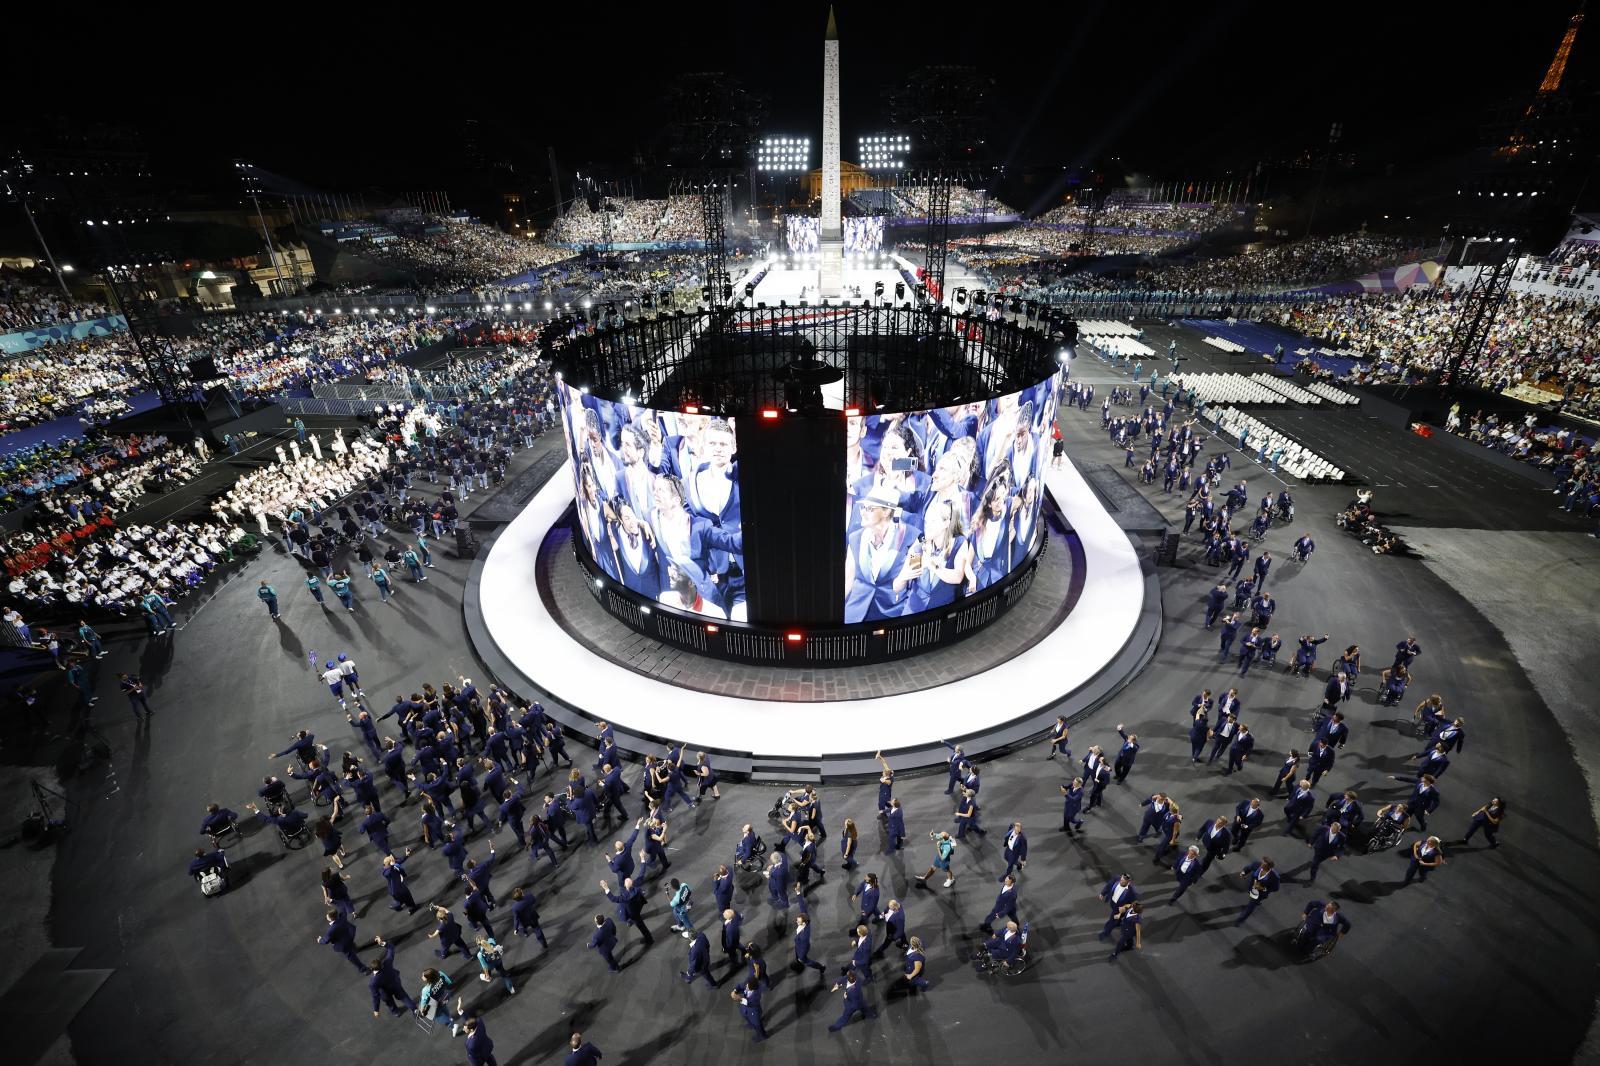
<box><xmin>8</xmin><ymin>2</ymin><xmax>1594</xmax><ymax>200</ymax></box>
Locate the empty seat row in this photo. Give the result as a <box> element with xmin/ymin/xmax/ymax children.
<box><xmin>1306</xmin><ymin>381</ymin><xmax>1360</xmax><ymax>405</ymax></box>
<box><xmin>1093</xmin><ymin>336</ymin><xmax>1156</xmax><ymax>360</ymax></box>
<box><xmin>1078</xmin><ymin>319</ymin><xmax>1140</xmax><ymax>339</ymax></box>
<box><xmin>1249</xmin><ymin>374</ymin><xmax>1322</xmax><ymax>405</ymax></box>
<box><xmin>1212</xmin><ymin>406</ymin><xmax>1346</xmax><ymax>483</ymax></box>
<box><xmin>1184</xmin><ymin>372</ymin><xmax>1285</xmax><ymax>406</ymax></box>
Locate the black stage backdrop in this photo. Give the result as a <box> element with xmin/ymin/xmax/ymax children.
<box><xmin>741</xmin><ymin>414</ymin><xmax>846</xmax><ymax>626</ymax></box>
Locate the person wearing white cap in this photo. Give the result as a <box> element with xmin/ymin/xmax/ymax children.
<box><xmin>845</xmin><ymin>486</ymin><xmax>915</xmax><ymax>623</ymax></box>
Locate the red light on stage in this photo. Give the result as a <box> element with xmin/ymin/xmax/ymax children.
<box><xmin>684</xmin><ymin>405</ymin><xmax>700</xmax><ymax>415</ymax></box>
<box><xmin>705</xmin><ymin>624</ymin><xmax>719</xmax><ymax>633</ymax></box>
<box><xmin>844</xmin><ymin>407</ymin><xmax>861</xmax><ymax>417</ymax></box>
<box><xmin>761</xmin><ymin>408</ymin><xmax>780</xmax><ymax>420</ymax></box>
<box><xmin>786</xmin><ymin>632</ymin><xmax>803</xmax><ymax>643</ymax></box>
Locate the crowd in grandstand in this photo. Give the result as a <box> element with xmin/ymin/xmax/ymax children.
<box><xmin>199</xmin><ymin>312</ymin><xmax>464</xmax><ymax>398</ymax></box>
<box><xmin>352</xmin><ymin>218</ymin><xmax>573</xmax><ymax>288</ymax></box>
<box><xmin>953</xmin><ymin>228</ymin><xmax>1198</xmax><ymax>265</ymax></box>
<box><xmin>1511</xmin><ymin>241</ymin><xmax>1600</xmax><ymax>291</ymax></box>
<box><xmin>548</xmin><ymin>195</ymin><xmax>709</xmax><ymax>245</ymax></box>
<box><xmin>0</xmin><ymin>433</ymin><xmax>177</xmax><ymax>515</ymax></box>
<box><xmin>3</xmin><ymin>514</ymin><xmax>248</xmax><ymax>616</ymax></box>
<box><xmin>894</xmin><ymin>184</ymin><xmax>1015</xmax><ymax>218</ymax></box>
<box><xmin>0</xmin><ymin>272</ymin><xmax>112</xmax><ymax>331</ymax></box>
<box><xmin>1275</xmin><ymin>288</ymin><xmax>1600</xmax><ymax>415</ymax></box>
<box><xmin>1142</xmin><ymin>233</ymin><xmax>1423</xmax><ymax>290</ymax></box>
<box><xmin>0</xmin><ymin>306</ymin><xmax>469</xmax><ymax>434</ymax></box>
<box><xmin>1035</xmin><ymin>200</ymin><xmax>1241</xmax><ymax>235</ymax></box>
<box><xmin>0</xmin><ymin>334</ymin><xmax>147</xmax><ymax>433</ymax></box>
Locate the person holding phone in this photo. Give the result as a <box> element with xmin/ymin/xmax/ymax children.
<box><xmin>901</xmin><ymin>500</ymin><xmax>971</xmax><ymax>615</ymax></box>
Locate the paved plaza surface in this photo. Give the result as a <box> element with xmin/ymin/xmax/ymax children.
<box><xmin>5</xmin><ymin>334</ymin><xmax>1599</xmax><ymax>1065</ymax></box>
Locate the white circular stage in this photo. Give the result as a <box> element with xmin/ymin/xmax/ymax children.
<box><xmin>471</xmin><ymin>453</ymin><xmax>1149</xmax><ymax>764</ymax></box>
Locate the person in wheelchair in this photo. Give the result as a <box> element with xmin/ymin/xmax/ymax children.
<box><xmin>257</xmin><ymin>775</ymin><xmax>294</xmax><ymax>814</ymax></box>
<box><xmin>245</xmin><ymin>801</ymin><xmax>312</xmax><ymax>846</ymax></box>
<box><xmin>189</xmin><ymin>846</ymin><xmax>230</xmax><ymax>890</ymax></box>
<box><xmin>1294</xmin><ymin>900</ymin><xmax>1350</xmax><ymax>958</ymax></box>
<box><xmin>1324</xmin><ymin>790</ymin><xmax>1363</xmax><ymax>832</ymax></box>
<box><xmin>1378</xmin><ymin>663</ymin><xmax>1410</xmax><ymax>706</ymax></box>
<box><xmin>978</xmin><ymin>920</ymin><xmax>1025</xmax><ymax>973</ymax></box>
<box><xmin>199</xmin><ymin>803</ymin><xmax>240</xmax><ymax>848</ymax></box>
<box><xmin>1366</xmin><ymin>801</ymin><xmax>1411</xmax><ymax>852</ymax></box>
<box><xmin>1413</xmin><ymin>694</ymin><xmax>1448</xmax><ymax>739</ymax></box>
<box><xmin>734</xmin><ymin>824</ymin><xmax>767</xmax><ymax>872</ymax></box>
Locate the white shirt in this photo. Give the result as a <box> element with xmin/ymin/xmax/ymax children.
<box><xmin>693</xmin><ymin>464</ymin><xmax>733</xmax><ymax>519</ymax></box>
<box><xmin>862</xmin><ymin>524</ymin><xmax>902</xmax><ymax>583</ymax></box>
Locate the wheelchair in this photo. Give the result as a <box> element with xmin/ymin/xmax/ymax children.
<box><xmin>768</xmin><ymin>789</ymin><xmax>806</xmax><ymax>823</ymax></box>
<box><xmin>1377</xmin><ymin>679</ymin><xmax>1409</xmax><ymax>707</ymax></box>
<box><xmin>207</xmin><ymin>816</ymin><xmax>242</xmax><ymax>851</ymax></box>
<box><xmin>972</xmin><ymin>922</ymin><xmax>1031</xmax><ymax>977</ymax></box>
<box><xmin>196</xmin><ymin>854</ymin><xmax>230</xmax><ymax>898</ymax></box>
<box><xmin>270</xmin><ymin>811</ymin><xmax>314</xmax><ymax>849</ymax></box>
<box><xmin>1361</xmin><ymin>819</ymin><xmax>1406</xmax><ymax>854</ymax></box>
<box><xmin>735</xmin><ymin>836</ymin><xmax>768</xmax><ymax>874</ymax></box>
<box><xmin>1289</xmin><ymin>921</ymin><xmax>1338</xmax><ymax>962</ymax></box>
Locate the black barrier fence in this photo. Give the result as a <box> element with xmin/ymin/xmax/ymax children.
<box><xmin>550</xmin><ymin>304</ymin><xmax>1061</xmax><ymax>415</ymax></box>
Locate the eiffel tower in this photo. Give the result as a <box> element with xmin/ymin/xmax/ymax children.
<box><xmin>1501</xmin><ymin>2</ymin><xmax>1585</xmax><ymax>157</ymax></box>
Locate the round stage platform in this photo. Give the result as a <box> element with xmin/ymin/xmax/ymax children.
<box><xmin>464</xmin><ymin>452</ymin><xmax>1160</xmax><ymax>778</ymax></box>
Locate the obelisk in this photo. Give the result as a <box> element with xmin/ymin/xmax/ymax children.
<box><xmin>818</xmin><ymin>6</ymin><xmax>844</xmax><ymax>299</ymax></box>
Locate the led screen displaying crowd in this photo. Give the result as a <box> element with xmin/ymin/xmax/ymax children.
<box><xmin>843</xmin><ymin>374</ymin><xmax>1058</xmax><ymax>623</ymax></box>
<box><xmin>557</xmin><ymin>384</ymin><xmax>745</xmax><ymax>620</ymax></box>
<box><xmin>786</xmin><ymin>217</ymin><xmax>822</xmax><ymax>254</ymax></box>
<box><xmin>784</xmin><ymin>217</ymin><xmax>884</xmax><ymax>254</ymax></box>
<box><xmin>844</xmin><ymin>217</ymin><xmax>884</xmax><ymax>253</ymax></box>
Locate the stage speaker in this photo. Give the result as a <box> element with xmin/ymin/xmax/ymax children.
<box><xmin>1158</xmin><ymin>532</ymin><xmax>1180</xmax><ymax>567</ymax></box>
<box><xmin>191</xmin><ymin>355</ymin><xmax>220</xmax><ymax>380</ymax></box>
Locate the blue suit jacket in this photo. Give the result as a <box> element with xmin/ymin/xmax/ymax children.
<box><xmin>845</xmin><ymin>523</ymin><xmax>914</xmax><ymax>623</ymax></box>
<box><xmin>589</xmin><ymin>919</ymin><xmax>618</xmax><ymax>952</ymax></box>
<box><xmin>1100</xmin><ymin>879</ymin><xmax>1138</xmax><ymax>907</ymax></box>
<box><xmin>611</xmin><ymin>528</ymin><xmax>661</xmax><ymax>596</ymax></box>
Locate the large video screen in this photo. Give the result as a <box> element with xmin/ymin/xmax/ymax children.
<box><xmin>843</xmin><ymin>374</ymin><xmax>1059</xmax><ymax>623</ymax></box>
<box><xmin>556</xmin><ymin>382</ymin><xmax>746</xmax><ymax>621</ymax></box>
<box><xmin>844</xmin><ymin>217</ymin><xmax>884</xmax><ymax>253</ymax></box>
<box><xmin>785</xmin><ymin>216</ymin><xmax>885</xmax><ymax>254</ymax></box>
<box><xmin>786</xmin><ymin>217</ymin><xmax>820</xmax><ymax>253</ymax></box>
